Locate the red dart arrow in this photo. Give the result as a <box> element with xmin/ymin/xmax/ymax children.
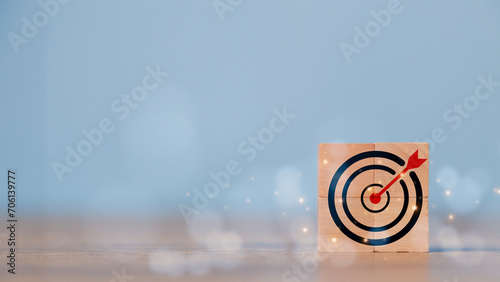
<box><xmin>370</xmin><ymin>150</ymin><xmax>427</xmax><ymax>204</ymax></box>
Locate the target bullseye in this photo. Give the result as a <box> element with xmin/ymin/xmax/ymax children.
<box><xmin>317</xmin><ymin>143</ymin><xmax>429</xmax><ymax>252</ymax></box>
<box><xmin>370</xmin><ymin>193</ymin><xmax>381</xmax><ymax>204</ymax></box>
<box><xmin>361</xmin><ymin>184</ymin><xmax>389</xmax><ymax>213</ymax></box>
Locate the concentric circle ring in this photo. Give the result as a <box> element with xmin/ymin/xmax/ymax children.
<box><xmin>327</xmin><ymin>151</ymin><xmax>423</xmax><ymax>246</ymax></box>
<box><xmin>361</xmin><ymin>184</ymin><xmax>390</xmax><ymax>213</ymax></box>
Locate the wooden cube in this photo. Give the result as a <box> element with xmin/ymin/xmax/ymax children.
<box><xmin>318</xmin><ymin>143</ymin><xmax>429</xmax><ymax>253</ymax></box>
<box><xmin>317</xmin><ymin>198</ymin><xmax>374</xmax><ymax>252</ymax></box>
<box><xmin>318</xmin><ymin>143</ymin><xmax>374</xmax><ymax>199</ymax></box>
<box><xmin>373</xmin><ymin>198</ymin><xmax>429</xmax><ymax>253</ymax></box>
<box><xmin>373</xmin><ymin>143</ymin><xmax>429</xmax><ymax>199</ymax></box>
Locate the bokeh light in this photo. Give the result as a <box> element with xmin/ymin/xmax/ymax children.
<box><xmin>187</xmin><ymin>211</ymin><xmax>223</xmax><ymax>245</ymax></box>
<box><xmin>275</xmin><ymin>166</ymin><xmax>302</xmax><ymax>208</ymax></box>
<box><xmin>121</xmin><ymin>86</ymin><xmax>197</xmax><ymax>162</ymax></box>
<box><xmin>289</xmin><ymin>216</ymin><xmax>315</xmax><ymax>244</ymax></box>
<box><xmin>149</xmin><ymin>249</ymin><xmax>187</xmax><ymax>276</ymax></box>
<box><xmin>437</xmin><ymin>166</ymin><xmax>459</xmax><ymax>189</ymax></box>
<box><xmin>444</xmin><ymin>176</ymin><xmax>482</xmax><ymax>214</ymax></box>
<box><xmin>437</xmin><ymin>226</ymin><xmax>462</xmax><ymax>250</ymax></box>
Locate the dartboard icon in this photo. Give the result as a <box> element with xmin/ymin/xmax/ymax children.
<box><xmin>318</xmin><ymin>143</ymin><xmax>429</xmax><ymax>252</ymax></box>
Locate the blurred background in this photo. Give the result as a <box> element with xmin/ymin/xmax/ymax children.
<box><xmin>1</xmin><ymin>0</ymin><xmax>500</xmax><ymax>280</ymax></box>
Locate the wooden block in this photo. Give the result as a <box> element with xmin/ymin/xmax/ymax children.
<box><xmin>318</xmin><ymin>143</ymin><xmax>374</xmax><ymax>199</ymax></box>
<box><xmin>318</xmin><ymin>198</ymin><xmax>374</xmax><ymax>252</ymax></box>
<box><xmin>318</xmin><ymin>143</ymin><xmax>429</xmax><ymax>253</ymax></box>
<box><xmin>373</xmin><ymin>143</ymin><xmax>429</xmax><ymax>199</ymax></box>
<box><xmin>373</xmin><ymin>198</ymin><xmax>429</xmax><ymax>252</ymax></box>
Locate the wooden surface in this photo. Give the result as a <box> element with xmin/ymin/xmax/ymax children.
<box><xmin>3</xmin><ymin>245</ymin><xmax>500</xmax><ymax>281</ymax></box>
<box><xmin>1</xmin><ymin>217</ymin><xmax>499</xmax><ymax>281</ymax></box>
<box><xmin>318</xmin><ymin>143</ymin><xmax>429</xmax><ymax>253</ymax></box>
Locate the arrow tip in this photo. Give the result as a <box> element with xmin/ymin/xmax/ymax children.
<box><xmin>407</xmin><ymin>150</ymin><xmax>427</xmax><ymax>169</ymax></box>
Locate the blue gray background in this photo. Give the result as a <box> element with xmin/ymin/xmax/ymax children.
<box><xmin>1</xmin><ymin>0</ymin><xmax>500</xmax><ymax>245</ymax></box>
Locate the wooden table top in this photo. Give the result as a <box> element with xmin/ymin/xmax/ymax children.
<box><xmin>2</xmin><ymin>217</ymin><xmax>499</xmax><ymax>281</ymax></box>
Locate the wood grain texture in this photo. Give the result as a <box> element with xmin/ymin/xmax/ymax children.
<box><xmin>5</xmin><ymin>217</ymin><xmax>500</xmax><ymax>281</ymax></box>
<box><xmin>318</xmin><ymin>143</ymin><xmax>374</xmax><ymax>199</ymax></box>
<box><xmin>373</xmin><ymin>143</ymin><xmax>429</xmax><ymax>199</ymax></box>
<box><xmin>318</xmin><ymin>143</ymin><xmax>429</xmax><ymax>253</ymax></box>
<box><xmin>373</xmin><ymin>199</ymin><xmax>429</xmax><ymax>253</ymax></box>
<box><xmin>318</xmin><ymin>198</ymin><xmax>374</xmax><ymax>252</ymax></box>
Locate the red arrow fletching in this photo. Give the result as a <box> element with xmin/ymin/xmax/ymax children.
<box><xmin>407</xmin><ymin>150</ymin><xmax>427</xmax><ymax>170</ymax></box>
